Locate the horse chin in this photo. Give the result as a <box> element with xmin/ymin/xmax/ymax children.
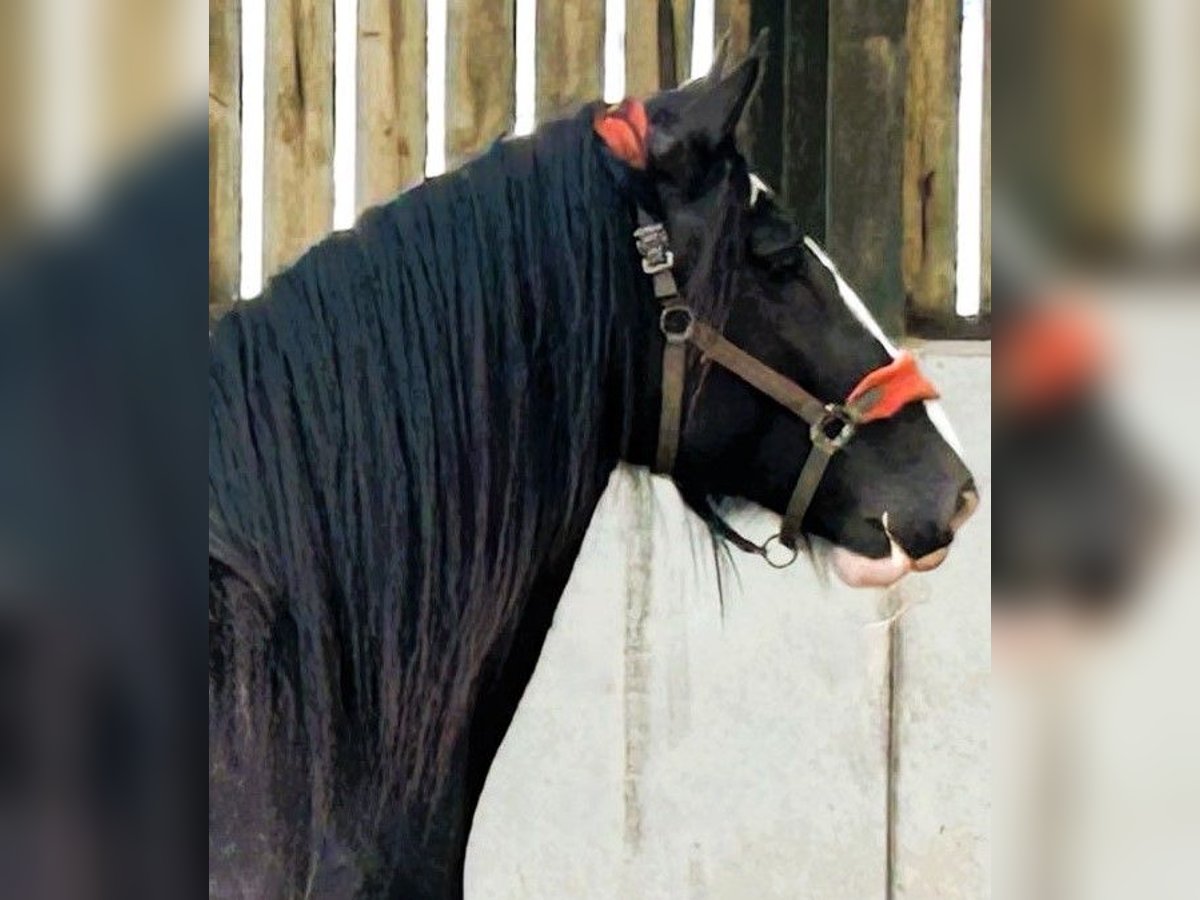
<box><xmin>828</xmin><ymin>539</ymin><xmax>913</xmax><ymax>588</ymax></box>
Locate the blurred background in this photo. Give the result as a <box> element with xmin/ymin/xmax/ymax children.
<box><xmin>993</xmin><ymin>0</ymin><xmax>1200</xmax><ymax>898</ymax></box>
<box><xmin>0</xmin><ymin>0</ymin><xmax>1196</xmax><ymax>895</ymax></box>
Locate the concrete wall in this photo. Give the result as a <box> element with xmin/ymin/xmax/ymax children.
<box><xmin>465</xmin><ymin>342</ymin><xmax>991</xmax><ymax>899</ymax></box>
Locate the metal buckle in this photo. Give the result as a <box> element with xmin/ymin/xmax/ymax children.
<box><xmin>634</xmin><ymin>222</ymin><xmax>675</xmax><ymax>274</ymax></box>
<box><xmin>659</xmin><ymin>305</ymin><xmax>695</xmax><ymax>344</ymax></box>
<box><xmin>810</xmin><ymin>404</ymin><xmax>856</xmax><ymax>453</ymax></box>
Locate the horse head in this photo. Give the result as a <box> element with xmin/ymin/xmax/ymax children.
<box><xmin>602</xmin><ymin>35</ymin><xmax>977</xmax><ymax>587</ymax></box>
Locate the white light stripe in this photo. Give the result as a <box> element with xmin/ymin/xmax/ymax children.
<box><xmin>425</xmin><ymin>0</ymin><xmax>448</xmax><ymax>176</ymax></box>
<box><xmin>332</xmin><ymin>0</ymin><xmax>358</xmax><ymax>229</ymax></box>
<box><xmin>603</xmin><ymin>0</ymin><xmax>626</xmax><ymax>103</ymax></box>
<box><xmin>954</xmin><ymin>0</ymin><xmax>985</xmax><ymax>317</ymax></box>
<box><xmin>239</xmin><ymin>0</ymin><xmax>266</xmax><ymax>298</ymax></box>
<box><xmin>514</xmin><ymin>0</ymin><xmax>537</xmax><ymax>134</ymax></box>
<box><xmin>690</xmin><ymin>0</ymin><xmax>715</xmax><ymax>80</ymax></box>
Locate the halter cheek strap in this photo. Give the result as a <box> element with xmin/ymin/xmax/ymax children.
<box><xmin>597</xmin><ymin>99</ymin><xmax>941</xmax><ymax>561</ymax></box>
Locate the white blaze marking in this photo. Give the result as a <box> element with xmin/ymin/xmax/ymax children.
<box><xmin>802</xmin><ymin>237</ymin><xmax>900</xmax><ymax>356</ymax></box>
<box><xmin>802</xmin><ymin>236</ymin><xmax>966</xmax><ymax>457</ymax></box>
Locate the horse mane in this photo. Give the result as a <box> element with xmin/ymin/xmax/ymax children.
<box><xmin>208</xmin><ymin>105</ymin><xmax>760</xmax><ymax>881</ymax></box>
<box><xmin>208</xmin><ymin>108</ymin><xmax>680</xmax><ymax>838</ymax></box>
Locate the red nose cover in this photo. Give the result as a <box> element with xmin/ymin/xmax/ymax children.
<box><xmin>847</xmin><ymin>351</ymin><xmax>940</xmax><ymax>423</ymax></box>
<box><xmin>594</xmin><ymin>98</ymin><xmax>649</xmax><ymax>168</ymax></box>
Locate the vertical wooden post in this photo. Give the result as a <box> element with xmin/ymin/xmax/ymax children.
<box><xmin>209</xmin><ymin>0</ymin><xmax>241</xmax><ymax>306</ymax></box>
<box><xmin>902</xmin><ymin>0</ymin><xmax>961</xmax><ymax>328</ymax></box>
<box><xmin>446</xmin><ymin>0</ymin><xmax>515</xmax><ymax>168</ymax></box>
<box><xmin>357</xmin><ymin>0</ymin><xmax>427</xmax><ymax>213</ymax></box>
<box><xmin>626</xmin><ymin>0</ymin><xmax>664</xmax><ymax>97</ymax></box>
<box><xmin>670</xmin><ymin>0</ymin><xmax>695</xmax><ymax>84</ymax></box>
<box><xmin>782</xmin><ymin>0</ymin><xmax>829</xmax><ymax>239</ymax></box>
<box><xmin>535</xmin><ymin>0</ymin><xmax>605</xmax><ymax>121</ymax></box>
<box><xmin>627</xmin><ymin>0</ymin><xmax>696</xmax><ymax>96</ymax></box>
<box><xmin>746</xmin><ymin>0</ymin><xmax>827</xmax><ymax>239</ymax></box>
<box><xmin>263</xmin><ymin>0</ymin><xmax>334</xmax><ymax>280</ymax></box>
<box><xmin>827</xmin><ymin>0</ymin><xmax>909</xmax><ymax>337</ymax></box>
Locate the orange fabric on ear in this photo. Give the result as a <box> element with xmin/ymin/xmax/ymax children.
<box><xmin>594</xmin><ymin>98</ymin><xmax>649</xmax><ymax>169</ymax></box>
<box><xmin>847</xmin><ymin>351</ymin><xmax>940</xmax><ymax>422</ymax></box>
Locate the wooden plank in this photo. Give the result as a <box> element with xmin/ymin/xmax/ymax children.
<box><xmin>901</xmin><ymin>0</ymin><xmax>961</xmax><ymax>326</ymax></box>
<box><xmin>827</xmin><ymin>0</ymin><xmax>909</xmax><ymax>337</ymax></box>
<box><xmin>627</xmin><ymin>0</ymin><xmax>695</xmax><ymax>96</ymax></box>
<box><xmin>357</xmin><ymin>0</ymin><xmax>426</xmax><ymax>212</ymax></box>
<box><xmin>745</xmin><ymin>0</ymin><xmax>827</xmax><ymax>238</ymax></box>
<box><xmin>263</xmin><ymin>0</ymin><xmax>334</xmax><ymax>280</ymax></box>
<box><xmin>625</xmin><ymin>0</ymin><xmax>662</xmax><ymax>97</ymax></box>
<box><xmin>535</xmin><ymin>0</ymin><xmax>605</xmax><ymax>121</ymax></box>
<box><xmin>670</xmin><ymin>0</ymin><xmax>695</xmax><ymax>85</ymax></box>
<box><xmin>209</xmin><ymin>0</ymin><xmax>241</xmax><ymax>306</ymax></box>
<box><xmin>446</xmin><ymin>0</ymin><xmax>515</xmax><ymax>167</ymax></box>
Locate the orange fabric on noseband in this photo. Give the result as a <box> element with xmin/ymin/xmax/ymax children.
<box><xmin>847</xmin><ymin>351</ymin><xmax>940</xmax><ymax>423</ymax></box>
<box><xmin>594</xmin><ymin>99</ymin><xmax>649</xmax><ymax>168</ymax></box>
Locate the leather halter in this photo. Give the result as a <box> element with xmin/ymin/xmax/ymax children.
<box><xmin>634</xmin><ymin>210</ymin><xmax>939</xmax><ymax>565</ymax></box>
<box><xmin>597</xmin><ymin>97</ymin><xmax>939</xmax><ymax>566</ymax></box>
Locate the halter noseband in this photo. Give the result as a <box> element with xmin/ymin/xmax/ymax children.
<box><xmin>599</xmin><ymin>99</ymin><xmax>939</xmax><ymax>566</ymax></box>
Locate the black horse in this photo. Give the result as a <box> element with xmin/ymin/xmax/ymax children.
<box><xmin>209</xmin><ymin>43</ymin><xmax>975</xmax><ymax>898</ymax></box>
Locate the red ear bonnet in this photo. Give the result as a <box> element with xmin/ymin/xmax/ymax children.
<box><xmin>594</xmin><ymin>99</ymin><xmax>650</xmax><ymax>169</ymax></box>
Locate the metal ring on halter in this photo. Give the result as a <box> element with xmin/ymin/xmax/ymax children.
<box><xmin>659</xmin><ymin>305</ymin><xmax>695</xmax><ymax>344</ymax></box>
<box><xmin>759</xmin><ymin>533</ymin><xmax>800</xmax><ymax>569</ymax></box>
<box><xmin>810</xmin><ymin>403</ymin><xmax>856</xmax><ymax>453</ymax></box>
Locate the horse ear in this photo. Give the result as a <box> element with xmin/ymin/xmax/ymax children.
<box><xmin>681</xmin><ymin>28</ymin><xmax>768</xmax><ymax>147</ymax></box>
<box><xmin>707</xmin><ymin>30</ymin><xmax>732</xmax><ymax>82</ymax></box>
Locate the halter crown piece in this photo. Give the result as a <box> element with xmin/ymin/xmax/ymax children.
<box><xmin>595</xmin><ymin>100</ymin><xmax>939</xmax><ymax>566</ymax></box>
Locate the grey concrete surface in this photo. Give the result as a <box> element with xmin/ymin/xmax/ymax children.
<box><xmin>466</xmin><ymin>342</ymin><xmax>991</xmax><ymax>899</ymax></box>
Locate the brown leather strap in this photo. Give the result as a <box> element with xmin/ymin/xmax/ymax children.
<box><xmin>655</xmin><ymin>341</ymin><xmax>686</xmax><ymax>473</ymax></box>
<box><xmin>779</xmin><ymin>443</ymin><xmax>836</xmax><ymax>548</ymax></box>
<box><xmin>690</xmin><ymin>322</ymin><xmax>828</xmax><ymax>425</ymax></box>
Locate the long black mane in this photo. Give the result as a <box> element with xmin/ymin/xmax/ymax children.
<box><xmin>208</xmin><ymin>107</ymin><xmax>680</xmax><ymax>824</ymax></box>
<box><xmin>208</xmin><ymin>107</ymin><xmax>762</xmax><ymax>895</ymax></box>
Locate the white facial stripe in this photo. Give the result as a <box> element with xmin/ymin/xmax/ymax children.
<box><xmin>802</xmin><ymin>237</ymin><xmax>898</xmax><ymax>357</ymax></box>
<box><xmin>922</xmin><ymin>399</ymin><xmax>965</xmax><ymax>457</ymax></box>
<box><xmin>801</xmin><ymin>237</ymin><xmax>967</xmax><ymax>459</ymax></box>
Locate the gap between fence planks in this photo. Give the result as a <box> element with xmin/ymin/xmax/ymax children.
<box><xmin>357</xmin><ymin>0</ymin><xmax>426</xmax><ymax>214</ymax></box>
<box><xmin>446</xmin><ymin>0</ymin><xmax>515</xmax><ymax>170</ymax></box>
<box><xmin>263</xmin><ymin>0</ymin><xmax>334</xmax><ymax>283</ymax></box>
<box><xmin>209</xmin><ymin>0</ymin><xmax>240</xmax><ymax>307</ymax></box>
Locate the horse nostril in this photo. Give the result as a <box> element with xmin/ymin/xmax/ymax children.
<box><xmin>950</xmin><ymin>484</ymin><xmax>980</xmax><ymax>531</ymax></box>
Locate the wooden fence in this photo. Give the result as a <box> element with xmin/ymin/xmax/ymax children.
<box><xmin>209</xmin><ymin>0</ymin><xmax>987</xmax><ymax>336</ymax></box>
